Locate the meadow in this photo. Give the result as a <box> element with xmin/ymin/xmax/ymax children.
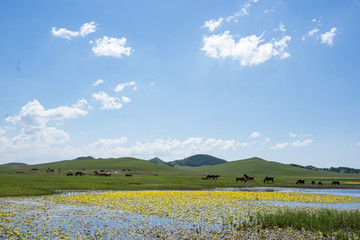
<box><xmin>1</xmin><ymin>157</ymin><xmax>360</xmax><ymax>239</ymax></box>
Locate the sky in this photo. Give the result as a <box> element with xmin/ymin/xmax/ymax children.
<box><xmin>0</xmin><ymin>0</ymin><xmax>360</xmax><ymax>168</ymax></box>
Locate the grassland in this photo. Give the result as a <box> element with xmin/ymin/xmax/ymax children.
<box><xmin>0</xmin><ymin>157</ymin><xmax>359</xmax><ymax>197</ymax></box>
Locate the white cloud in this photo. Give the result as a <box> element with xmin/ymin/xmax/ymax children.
<box><xmin>79</xmin><ymin>21</ymin><xmax>97</xmax><ymax>37</ymax></box>
<box><xmin>236</xmin><ymin>142</ymin><xmax>249</xmax><ymax>147</ymax></box>
<box><xmin>262</xmin><ymin>137</ymin><xmax>271</xmax><ymax>144</ymax></box>
<box><xmin>93</xmin><ymin>79</ymin><xmax>104</xmax><ymax>86</ymax></box>
<box><xmin>274</xmin><ymin>23</ymin><xmax>287</xmax><ymax>32</ymax></box>
<box><xmin>6</xmin><ymin>99</ymin><xmax>88</xmax><ymax>127</ymax></box>
<box><xmin>92</xmin><ymin>36</ymin><xmax>132</xmax><ymax>58</ymax></box>
<box><xmin>204</xmin><ymin>18</ymin><xmax>223</xmax><ymax>32</ymax></box>
<box><xmin>92</xmin><ymin>91</ymin><xmax>122</xmax><ymax>110</ymax></box>
<box><xmin>249</xmin><ymin>131</ymin><xmax>261</xmax><ymax>138</ymax></box>
<box><xmin>122</xmin><ymin>96</ymin><xmax>131</xmax><ymax>103</ymax></box>
<box><xmin>114</xmin><ymin>81</ymin><xmax>137</xmax><ymax>92</ymax></box>
<box><xmin>0</xmin><ymin>99</ymin><xmax>89</xmax><ymax>161</ymax></box>
<box><xmin>82</xmin><ymin>137</ymin><xmax>236</xmax><ymax>160</ymax></box>
<box><xmin>308</xmin><ymin>28</ymin><xmax>320</xmax><ymax>36</ymax></box>
<box><xmin>51</xmin><ymin>21</ymin><xmax>97</xmax><ymax>40</ymax></box>
<box><xmin>201</xmin><ymin>31</ymin><xmax>291</xmax><ymax>66</ymax></box>
<box><xmin>270</xmin><ymin>142</ymin><xmax>288</xmax><ymax>150</ymax></box>
<box><xmin>292</xmin><ymin>139</ymin><xmax>313</xmax><ymax>147</ymax></box>
<box><xmin>321</xmin><ymin>27</ymin><xmax>337</xmax><ymax>46</ymax></box>
<box><xmin>289</xmin><ymin>132</ymin><xmax>297</xmax><ymax>138</ymax></box>
<box><xmin>357</xmin><ymin>143</ymin><xmax>360</xmax><ymax>146</ymax></box>
<box><xmin>225</xmin><ymin>0</ymin><xmax>259</xmax><ymax>22</ymax></box>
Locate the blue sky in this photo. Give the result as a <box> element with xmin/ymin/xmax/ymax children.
<box><xmin>1</xmin><ymin>0</ymin><xmax>359</xmax><ymax>167</ymax></box>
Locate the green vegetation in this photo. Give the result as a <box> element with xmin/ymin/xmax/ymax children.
<box><xmin>242</xmin><ymin>208</ymin><xmax>360</xmax><ymax>238</ymax></box>
<box><xmin>0</xmin><ymin>156</ymin><xmax>359</xmax><ymax>197</ymax></box>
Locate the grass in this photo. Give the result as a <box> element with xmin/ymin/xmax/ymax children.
<box><xmin>0</xmin><ymin>156</ymin><xmax>359</xmax><ymax>196</ymax></box>
<box><xmin>242</xmin><ymin>208</ymin><xmax>360</xmax><ymax>238</ymax></box>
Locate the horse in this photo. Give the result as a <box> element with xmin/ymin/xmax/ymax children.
<box><xmin>206</xmin><ymin>174</ymin><xmax>220</xmax><ymax>180</ymax></box>
<box><xmin>75</xmin><ymin>171</ymin><xmax>84</xmax><ymax>176</ymax></box>
<box><xmin>296</xmin><ymin>179</ymin><xmax>305</xmax><ymax>184</ymax></box>
<box><xmin>66</xmin><ymin>172</ymin><xmax>73</xmax><ymax>176</ymax></box>
<box><xmin>31</xmin><ymin>168</ymin><xmax>38</xmax><ymax>171</ymax></box>
<box><xmin>311</xmin><ymin>181</ymin><xmax>315</xmax><ymax>185</ymax></box>
<box><xmin>263</xmin><ymin>176</ymin><xmax>274</xmax><ymax>183</ymax></box>
<box><xmin>236</xmin><ymin>177</ymin><xmax>247</xmax><ymax>182</ymax></box>
<box><xmin>244</xmin><ymin>174</ymin><xmax>255</xmax><ymax>181</ymax></box>
<box><xmin>125</xmin><ymin>174</ymin><xmax>132</xmax><ymax>177</ymax></box>
<box><xmin>318</xmin><ymin>181</ymin><xmax>323</xmax><ymax>185</ymax></box>
<box><xmin>332</xmin><ymin>181</ymin><xmax>340</xmax><ymax>185</ymax></box>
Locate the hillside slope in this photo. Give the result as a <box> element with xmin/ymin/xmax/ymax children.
<box><xmin>170</xmin><ymin>154</ymin><xmax>227</xmax><ymax>167</ymax></box>
<box><xmin>0</xmin><ymin>157</ymin><xmax>187</xmax><ymax>175</ymax></box>
<box><xmin>191</xmin><ymin>157</ymin><xmax>352</xmax><ymax>177</ymax></box>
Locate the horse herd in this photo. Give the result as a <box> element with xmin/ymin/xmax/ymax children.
<box><xmin>202</xmin><ymin>174</ymin><xmax>275</xmax><ymax>183</ymax></box>
<box><xmin>296</xmin><ymin>178</ymin><xmax>340</xmax><ymax>185</ymax></box>
<box><xmin>202</xmin><ymin>174</ymin><xmax>341</xmax><ymax>186</ymax></box>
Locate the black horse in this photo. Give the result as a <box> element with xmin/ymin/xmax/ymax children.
<box><xmin>263</xmin><ymin>176</ymin><xmax>274</xmax><ymax>183</ymax></box>
<box><xmin>236</xmin><ymin>177</ymin><xmax>247</xmax><ymax>182</ymax></box>
<box><xmin>75</xmin><ymin>171</ymin><xmax>84</xmax><ymax>176</ymax></box>
<box><xmin>244</xmin><ymin>174</ymin><xmax>255</xmax><ymax>181</ymax></box>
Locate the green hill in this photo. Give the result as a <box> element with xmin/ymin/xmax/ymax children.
<box><xmin>0</xmin><ymin>162</ymin><xmax>28</xmax><ymax>169</ymax></box>
<box><xmin>148</xmin><ymin>157</ymin><xmax>171</xmax><ymax>166</ymax></box>
<box><xmin>191</xmin><ymin>157</ymin><xmax>353</xmax><ymax>177</ymax></box>
<box><xmin>170</xmin><ymin>154</ymin><xmax>227</xmax><ymax>167</ymax></box>
<box><xmin>0</xmin><ymin>157</ymin><xmax>188</xmax><ymax>175</ymax></box>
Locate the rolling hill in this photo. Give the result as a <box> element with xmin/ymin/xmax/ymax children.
<box><xmin>191</xmin><ymin>157</ymin><xmax>350</xmax><ymax>177</ymax></box>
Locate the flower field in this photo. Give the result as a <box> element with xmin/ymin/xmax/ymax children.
<box><xmin>1</xmin><ymin>190</ymin><xmax>360</xmax><ymax>239</ymax></box>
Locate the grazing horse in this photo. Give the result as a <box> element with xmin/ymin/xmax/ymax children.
<box><xmin>206</xmin><ymin>174</ymin><xmax>220</xmax><ymax>180</ymax></box>
<box><xmin>296</xmin><ymin>179</ymin><xmax>305</xmax><ymax>184</ymax></box>
<box><xmin>125</xmin><ymin>174</ymin><xmax>132</xmax><ymax>177</ymax></box>
<box><xmin>66</xmin><ymin>172</ymin><xmax>73</xmax><ymax>176</ymax></box>
<box><xmin>31</xmin><ymin>168</ymin><xmax>38</xmax><ymax>171</ymax></box>
<box><xmin>318</xmin><ymin>181</ymin><xmax>323</xmax><ymax>185</ymax></box>
<box><xmin>236</xmin><ymin>177</ymin><xmax>247</xmax><ymax>182</ymax></box>
<box><xmin>244</xmin><ymin>174</ymin><xmax>255</xmax><ymax>182</ymax></box>
<box><xmin>311</xmin><ymin>181</ymin><xmax>315</xmax><ymax>185</ymax></box>
<box><xmin>75</xmin><ymin>171</ymin><xmax>84</xmax><ymax>176</ymax></box>
<box><xmin>263</xmin><ymin>176</ymin><xmax>274</xmax><ymax>183</ymax></box>
<box><xmin>332</xmin><ymin>181</ymin><xmax>340</xmax><ymax>185</ymax></box>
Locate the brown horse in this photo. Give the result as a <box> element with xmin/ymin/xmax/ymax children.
<box><xmin>332</xmin><ymin>181</ymin><xmax>340</xmax><ymax>185</ymax></box>
<box><xmin>263</xmin><ymin>176</ymin><xmax>274</xmax><ymax>183</ymax></box>
<box><xmin>236</xmin><ymin>177</ymin><xmax>247</xmax><ymax>182</ymax></box>
<box><xmin>296</xmin><ymin>179</ymin><xmax>305</xmax><ymax>184</ymax></box>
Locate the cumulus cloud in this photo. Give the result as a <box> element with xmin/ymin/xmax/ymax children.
<box><xmin>93</xmin><ymin>79</ymin><xmax>104</xmax><ymax>86</ymax></box>
<box><xmin>270</xmin><ymin>142</ymin><xmax>288</xmax><ymax>150</ymax></box>
<box><xmin>82</xmin><ymin>137</ymin><xmax>236</xmax><ymax>160</ymax></box>
<box><xmin>292</xmin><ymin>139</ymin><xmax>313</xmax><ymax>147</ymax></box>
<box><xmin>51</xmin><ymin>21</ymin><xmax>97</xmax><ymax>40</ymax></box>
<box><xmin>92</xmin><ymin>36</ymin><xmax>132</xmax><ymax>58</ymax></box>
<box><xmin>1</xmin><ymin>99</ymin><xmax>88</xmax><ymax>160</ymax></box>
<box><xmin>6</xmin><ymin>99</ymin><xmax>88</xmax><ymax>128</ymax></box>
<box><xmin>201</xmin><ymin>31</ymin><xmax>291</xmax><ymax>66</ymax></box>
<box><xmin>114</xmin><ymin>81</ymin><xmax>137</xmax><ymax>92</ymax></box>
<box><xmin>204</xmin><ymin>18</ymin><xmax>223</xmax><ymax>32</ymax></box>
<box><xmin>92</xmin><ymin>91</ymin><xmax>122</xmax><ymax>110</ymax></box>
<box><xmin>249</xmin><ymin>131</ymin><xmax>261</xmax><ymax>138</ymax></box>
<box><xmin>321</xmin><ymin>27</ymin><xmax>337</xmax><ymax>46</ymax></box>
